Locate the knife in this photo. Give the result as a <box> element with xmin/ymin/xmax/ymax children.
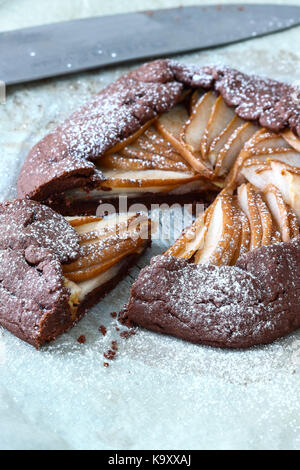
<box><xmin>1</xmin><ymin>3</ymin><xmax>300</xmax><ymax>86</ymax></box>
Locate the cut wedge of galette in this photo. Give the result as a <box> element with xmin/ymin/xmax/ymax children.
<box><xmin>0</xmin><ymin>199</ymin><xmax>150</xmax><ymax>347</ymax></box>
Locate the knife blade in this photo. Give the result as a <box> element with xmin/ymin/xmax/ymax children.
<box><xmin>1</xmin><ymin>3</ymin><xmax>300</xmax><ymax>86</ymax></box>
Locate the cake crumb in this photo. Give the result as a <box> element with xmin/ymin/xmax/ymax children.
<box><xmin>103</xmin><ymin>362</ymin><xmax>109</xmax><ymax>368</ymax></box>
<box><xmin>110</xmin><ymin>312</ymin><xmax>117</xmax><ymax>318</ymax></box>
<box><xmin>99</xmin><ymin>325</ymin><xmax>107</xmax><ymax>336</ymax></box>
<box><xmin>104</xmin><ymin>349</ymin><xmax>116</xmax><ymax>360</ymax></box>
<box><xmin>77</xmin><ymin>335</ymin><xmax>86</xmax><ymax>344</ymax></box>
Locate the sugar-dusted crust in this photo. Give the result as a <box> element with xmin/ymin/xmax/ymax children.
<box><xmin>18</xmin><ymin>60</ymin><xmax>300</xmax><ymax>206</ymax></box>
<box><xmin>124</xmin><ymin>237</ymin><xmax>300</xmax><ymax>348</ymax></box>
<box><xmin>0</xmin><ymin>199</ymin><xmax>80</xmax><ymax>263</ymax></box>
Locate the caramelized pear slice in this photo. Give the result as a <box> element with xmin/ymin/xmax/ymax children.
<box><xmin>157</xmin><ymin>105</ymin><xmax>189</xmax><ymax>140</ymax></box>
<box><xmin>264</xmin><ymin>184</ymin><xmax>293</xmax><ymax>242</ymax></box>
<box><xmin>67</xmin><ymin>216</ymin><xmax>103</xmax><ymax>227</ymax></box>
<box><xmin>208</xmin><ymin>115</ymin><xmax>245</xmax><ymax>167</ymax></box>
<box><xmin>182</xmin><ymin>91</ymin><xmax>217</xmax><ymax>152</ymax></box>
<box><xmin>237</xmin><ymin>183</ymin><xmax>263</xmax><ymax>250</ymax></box>
<box><xmin>65</xmin><ymin>247</ymin><xmax>140</xmax><ymax>283</ymax></box>
<box><xmin>231</xmin><ymin>197</ymin><xmax>251</xmax><ymax>264</ymax></box>
<box><xmin>100</xmin><ymin>168</ymin><xmax>199</xmax><ymax>189</ymax></box>
<box><xmin>106</xmin><ymin>119</ymin><xmax>156</xmax><ymax>155</ymax></box>
<box><xmin>247</xmin><ymin>129</ymin><xmax>291</xmax><ymax>153</ymax></box>
<box><xmin>194</xmin><ymin>195</ymin><xmax>241</xmax><ymax>266</ymax></box>
<box><xmin>214</xmin><ymin>122</ymin><xmax>259</xmax><ymax>177</ymax></box>
<box><xmin>255</xmin><ymin>192</ymin><xmax>273</xmax><ymax>246</ymax></box>
<box><xmin>77</xmin><ymin>213</ymin><xmax>140</xmax><ymax>244</ymax></box>
<box><xmin>200</xmin><ymin>95</ymin><xmax>236</xmax><ymax>158</ymax></box>
<box><xmin>281</xmin><ymin>129</ymin><xmax>300</xmax><ymax>153</ymax></box>
<box><xmin>101</xmin><ymin>154</ymin><xmax>189</xmax><ymax>172</ymax></box>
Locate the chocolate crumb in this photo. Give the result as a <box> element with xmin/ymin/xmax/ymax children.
<box><xmin>111</xmin><ymin>341</ymin><xmax>118</xmax><ymax>351</ymax></box>
<box><xmin>104</xmin><ymin>362</ymin><xmax>109</xmax><ymax>367</ymax></box>
<box><xmin>120</xmin><ymin>328</ymin><xmax>136</xmax><ymax>339</ymax></box>
<box><xmin>104</xmin><ymin>349</ymin><xmax>116</xmax><ymax>360</ymax></box>
<box><xmin>110</xmin><ymin>312</ymin><xmax>117</xmax><ymax>318</ymax></box>
<box><xmin>77</xmin><ymin>335</ymin><xmax>86</xmax><ymax>344</ymax></box>
<box><xmin>99</xmin><ymin>325</ymin><xmax>107</xmax><ymax>336</ymax></box>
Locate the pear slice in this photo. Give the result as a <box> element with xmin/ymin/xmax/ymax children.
<box><xmin>200</xmin><ymin>95</ymin><xmax>236</xmax><ymax>158</ymax></box>
<box><xmin>255</xmin><ymin>192</ymin><xmax>273</xmax><ymax>246</ymax></box>
<box><xmin>264</xmin><ymin>184</ymin><xmax>291</xmax><ymax>242</ymax></box>
<box><xmin>65</xmin><ymin>249</ymin><xmax>137</xmax><ymax>283</ymax></box>
<box><xmin>100</xmin><ymin>168</ymin><xmax>200</xmax><ymax>189</ymax></box>
<box><xmin>157</xmin><ymin>104</ymin><xmax>189</xmax><ymax>140</ymax></box>
<box><xmin>248</xmin><ymin>129</ymin><xmax>291</xmax><ymax>153</ymax></box>
<box><xmin>77</xmin><ymin>213</ymin><xmax>140</xmax><ymax>244</ymax></box>
<box><xmin>208</xmin><ymin>115</ymin><xmax>245</xmax><ymax>167</ymax></box>
<box><xmin>67</xmin><ymin>216</ymin><xmax>103</xmax><ymax>227</ymax></box>
<box><xmin>281</xmin><ymin>129</ymin><xmax>300</xmax><ymax>153</ymax></box>
<box><xmin>106</xmin><ymin>119</ymin><xmax>156</xmax><ymax>155</ymax></box>
<box><xmin>214</xmin><ymin>122</ymin><xmax>259</xmax><ymax>177</ymax></box>
<box><xmin>245</xmin><ymin>149</ymin><xmax>300</xmax><ymax>168</ymax></box>
<box><xmin>237</xmin><ymin>183</ymin><xmax>263</xmax><ymax>249</ymax></box>
<box><xmin>101</xmin><ymin>154</ymin><xmax>190</xmax><ymax>172</ymax></box>
<box><xmin>194</xmin><ymin>194</ymin><xmax>241</xmax><ymax>266</ymax></box>
<box><xmin>181</xmin><ymin>91</ymin><xmax>218</xmax><ymax>154</ymax></box>
<box><xmin>231</xmin><ymin>197</ymin><xmax>251</xmax><ymax>264</ymax></box>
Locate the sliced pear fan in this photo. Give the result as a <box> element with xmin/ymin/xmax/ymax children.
<box><xmin>194</xmin><ymin>194</ymin><xmax>241</xmax><ymax>266</ymax></box>
<box><xmin>237</xmin><ymin>183</ymin><xmax>263</xmax><ymax>250</ymax></box>
<box><xmin>199</xmin><ymin>95</ymin><xmax>236</xmax><ymax>159</ymax></box>
<box><xmin>64</xmin><ymin>214</ymin><xmax>150</xmax><ymax>282</ymax></box>
<box><xmin>264</xmin><ymin>184</ymin><xmax>297</xmax><ymax>242</ymax></box>
<box><xmin>156</xmin><ymin>104</ymin><xmax>213</xmax><ymax>176</ymax></box>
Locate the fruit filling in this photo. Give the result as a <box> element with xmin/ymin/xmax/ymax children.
<box><xmin>62</xmin><ymin>213</ymin><xmax>150</xmax><ymax>314</ymax></box>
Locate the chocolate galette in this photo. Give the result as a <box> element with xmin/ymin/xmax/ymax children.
<box><xmin>4</xmin><ymin>60</ymin><xmax>300</xmax><ymax>348</ymax></box>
